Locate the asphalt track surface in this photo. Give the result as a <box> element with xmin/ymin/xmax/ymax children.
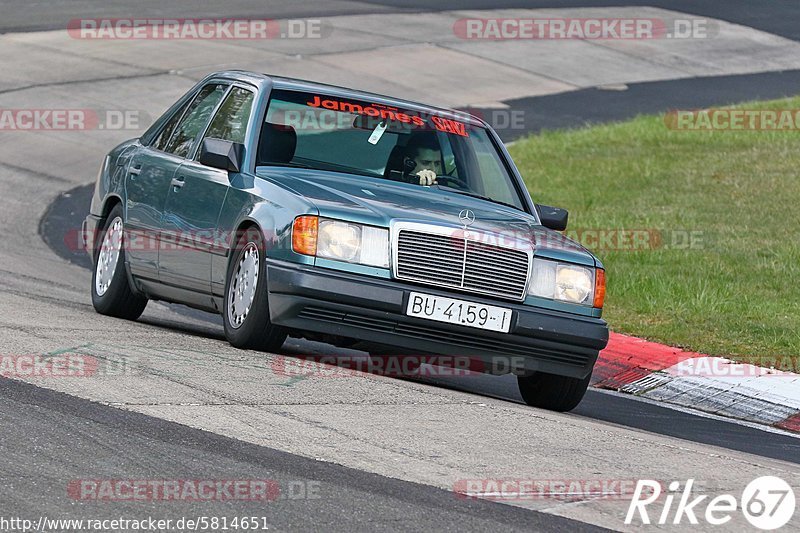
<box><xmin>6</xmin><ymin>1</ymin><xmax>800</xmax><ymax>531</ymax></box>
<box><xmin>3</xmin><ymin>0</ymin><xmax>800</xmax><ymax>41</ymax></box>
<box><xmin>0</xmin><ymin>377</ymin><xmax>601</xmax><ymax>532</ymax></box>
<box><xmin>482</xmin><ymin>69</ymin><xmax>800</xmax><ymax>141</ymax></box>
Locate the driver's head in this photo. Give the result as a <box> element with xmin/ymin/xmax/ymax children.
<box><xmin>404</xmin><ymin>133</ymin><xmax>442</xmax><ymax>175</ymax></box>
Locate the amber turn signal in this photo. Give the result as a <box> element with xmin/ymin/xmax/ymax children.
<box><xmin>593</xmin><ymin>268</ymin><xmax>606</xmax><ymax>308</ymax></box>
<box><xmin>292</xmin><ymin>215</ymin><xmax>318</xmax><ymax>256</ymax></box>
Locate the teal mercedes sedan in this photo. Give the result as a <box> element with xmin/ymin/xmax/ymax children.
<box><xmin>83</xmin><ymin>71</ymin><xmax>608</xmax><ymax>411</ymax></box>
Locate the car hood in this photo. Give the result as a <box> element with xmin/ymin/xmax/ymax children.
<box><xmin>256</xmin><ymin>167</ymin><xmax>597</xmax><ymax>266</ymax></box>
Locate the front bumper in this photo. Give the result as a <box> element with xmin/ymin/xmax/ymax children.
<box><xmin>267</xmin><ymin>260</ymin><xmax>609</xmax><ymax>379</ymax></box>
<box><xmin>82</xmin><ymin>214</ymin><xmax>103</xmax><ymax>257</ymax></box>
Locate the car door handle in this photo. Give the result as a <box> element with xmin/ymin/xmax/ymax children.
<box><xmin>171</xmin><ymin>177</ymin><xmax>185</xmax><ymax>189</ymax></box>
<box><xmin>129</xmin><ymin>166</ymin><xmax>141</xmax><ymax>176</ymax></box>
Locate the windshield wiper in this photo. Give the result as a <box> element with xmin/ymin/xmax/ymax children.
<box><xmin>434</xmin><ymin>185</ymin><xmax>520</xmax><ymax>211</ymax></box>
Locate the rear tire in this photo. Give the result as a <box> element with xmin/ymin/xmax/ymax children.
<box><xmin>223</xmin><ymin>226</ymin><xmax>287</xmax><ymax>351</ymax></box>
<box><xmin>90</xmin><ymin>204</ymin><xmax>148</xmax><ymax>320</ymax></box>
<box><xmin>517</xmin><ymin>372</ymin><xmax>591</xmax><ymax>412</ymax></box>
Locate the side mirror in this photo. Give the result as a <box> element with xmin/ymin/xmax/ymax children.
<box><xmin>198</xmin><ymin>138</ymin><xmax>244</xmax><ymax>172</ymax></box>
<box><xmin>536</xmin><ymin>204</ymin><xmax>568</xmax><ymax>231</ymax></box>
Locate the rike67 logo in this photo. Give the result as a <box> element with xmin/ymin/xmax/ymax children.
<box><xmin>626</xmin><ymin>477</ymin><xmax>796</xmax><ymax>530</ymax></box>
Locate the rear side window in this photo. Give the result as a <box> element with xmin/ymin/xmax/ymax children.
<box><xmin>201</xmin><ymin>87</ymin><xmax>255</xmax><ymax>146</ymax></box>
<box><xmin>164</xmin><ymin>83</ymin><xmax>228</xmax><ymax>158</ymax></box>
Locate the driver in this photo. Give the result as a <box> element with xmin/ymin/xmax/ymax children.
<box><xmin>403</xmin><ymin>133</ymin><xmax>443</xmax><ymax>186</ymax></box>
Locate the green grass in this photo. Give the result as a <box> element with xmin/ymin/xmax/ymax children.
<box><xmin>508</xmin><ymin>97</ymin><xmax>800</xmax><ymax>364</ymax></box>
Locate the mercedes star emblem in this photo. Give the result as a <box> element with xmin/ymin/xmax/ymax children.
<box><xmin>458</xmin><ymin>209</ymin><xmax>476</xmax><ymax>227</ymax></box>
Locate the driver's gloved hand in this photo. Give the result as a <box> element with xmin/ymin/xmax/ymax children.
<box><xmin>415</xmin><ymin>169</ymin><xmax>437</xmax><ymax>186</ymax></box>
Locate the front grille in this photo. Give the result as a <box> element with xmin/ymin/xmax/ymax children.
<box><xmin>394</xmin><ymin>229</ymin><xmax>530</xmax><ymax>301</ymax></box>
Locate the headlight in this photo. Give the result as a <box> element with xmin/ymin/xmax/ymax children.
<box><xmin>293</xmin><ymin>216</ymin><xmax>389</xmax><ymax>268</ymax></box>
<box><xmin>528</xmin><ymin>258</ymin><xmax>596</xmax><ymax>306</ymax></box>
<box><xmin>318</xmin><ymin>220</ymin><xmax>361</xmax><ymax>262</ymax></box>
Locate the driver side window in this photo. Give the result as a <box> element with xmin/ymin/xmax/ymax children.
<box><xmin>200</xmin><ymin>86</ymin><xmax>255</xmax><ymax>147</ymax></box>
<box><xmin>163</xmin><ymin>83</ymin><xmax>228</xmax><ymax>158</ymax></box>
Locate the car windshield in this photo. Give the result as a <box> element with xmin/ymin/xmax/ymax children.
<box><xmin>257</xmin><ymin>89</ymin><xmax>526</xmax><ymax>210</ymax></box>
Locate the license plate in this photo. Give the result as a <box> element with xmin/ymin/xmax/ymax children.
<box><xmin>406</xmin><ymin>292</ymin><xmax>512</xmax><ymax>333</ymax></box>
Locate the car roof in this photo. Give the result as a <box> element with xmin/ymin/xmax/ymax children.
<box><xmin>207</xmin><ymin>70</ymin><xmax>486</xmax><ymax>127</ymax></box>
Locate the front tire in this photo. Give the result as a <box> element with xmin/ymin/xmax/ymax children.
<box><xmin>91</xmin><ymin>204</ymin><xmax>148</xmax><ymax>320</ymax></box>
<box><xmin>517</xmin><ymin>372</ymin><xmax>591</xmax><ymax>412</ymax></box>
<box><xmin>222</xmin><ymin>227</ymin><xmax>287</xmax><ymax>351</ymax></box>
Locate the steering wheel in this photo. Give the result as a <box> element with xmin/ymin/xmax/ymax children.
<box><xmin>401</xmin><ymin>158</ymin><xmax>469</xmax><ymax>190</ymax></box>
<box><xmin>434</xmin><ymin>174</ymin><xmax>470</xmax><ymax>190</ymax></box>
